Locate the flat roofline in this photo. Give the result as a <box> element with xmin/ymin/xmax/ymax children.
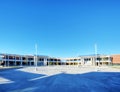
<box><xmin>0</xmin><ymin>53</ymin><xmax>49</xmax><ymax>57</ymax></box>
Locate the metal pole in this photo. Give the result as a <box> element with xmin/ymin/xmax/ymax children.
<box><xmin>35</xmin><ymin>44</ymin><xmax>38</xmax><ymax>71</ymax></box>
<box><xmin>95</xmin><ymin>44</ymin><xmax>98</xmax><ymax>66</ymax></box>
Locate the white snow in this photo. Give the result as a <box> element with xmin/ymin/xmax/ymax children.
<box><xmin>0</xmin><ymin>66</ymin><xmax>120</xmax><ymax>92</ymax></box>
<box><xmin>0</xmin><ymin>77</ymin><xmax>14</xmax><ymax>84</ymax></box>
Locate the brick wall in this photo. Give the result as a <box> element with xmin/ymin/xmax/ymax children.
<box><xmin>112</xmin><ymin>55</ymin><xmax>120</xmax><ymax>64</ymax></box>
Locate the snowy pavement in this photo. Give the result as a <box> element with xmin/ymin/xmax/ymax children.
<box><xmin>0</xmin><ymin>66</ymin><xmax>120</xmax><ymax>92</ymax></box>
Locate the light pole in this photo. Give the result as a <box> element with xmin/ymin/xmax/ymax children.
<box><xmin>35</xmin><ymin>44</ymin><xmax>38</xmax><ymax>71</ymax></box>
<box><xmin>95</xmin><ymin>43</ymin><xmax>98</xmax><ymax>66</ymax></box>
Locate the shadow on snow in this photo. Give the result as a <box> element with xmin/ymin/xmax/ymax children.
<box><xmin>0</xmin><ymin>68</ymin><xmax>120</xmax><ymax>92</ymax></box>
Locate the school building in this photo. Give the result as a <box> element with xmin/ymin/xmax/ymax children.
<box><xmin>0</xmin><ymin>53</ymin><xmax>117</xmax><ymax>67</ymax></box>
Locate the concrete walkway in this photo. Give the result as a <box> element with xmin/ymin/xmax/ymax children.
<box><xmin>0</xmin><ymin>66</ymin><xmax>120</xmax><ymax>92</ymax></box>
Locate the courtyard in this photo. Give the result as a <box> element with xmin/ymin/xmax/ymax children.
<box><xmin>0</xmin><ymin>66</ymin><xmax>120</xmax><ymax>92</ymax></box>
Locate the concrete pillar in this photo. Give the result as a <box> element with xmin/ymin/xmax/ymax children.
<box><xmin>20</xmin><ymin>56</ymin><xmax>22</xmax><ymax>67</ymax></box>
<box><xmin>81</xmin><ymin>57</ymin><xmax>84</xmax><ymax>66</ymax></box>
<box><xmin>4</xmin><ymin>55</ymin><xmax>6</xmax><ymax>67</ymax></box>
<box><xmin>7</xmin><ymin>55</ymin><xmax>9</xmax><ymax>67</ymax></box>
<box><xmin>94</xmin><ymin>57</ymin><xmax>96</xmax><ymax>66</ymax></box>
<box><xmin>26</xmin><ymin>56</ymin><xmax>28</xmax><ymax>66</ymax></box>
<box><xmin>78</xmin><ymin>59</ymin><xmax>81</xmax><ymax>66</ymax></box>
<box><xmin>93</xmin><ymin>57</ymin><xmax>96</xmax><ymax>66</ymax></box>
<box><xmin>15</xmin><ymin>56</ymin><xmax>17</xmax><ymax>66</ymax></box>
<box><xmin>34</xmin><ymin>55</ymin><xmax>36</xmax><ymax>66</ymax></box>
<box><xmin>108</xmin><ymin>56</ymin><xmax>111</xmax><ymax>66</ymax></box>
<box><xmin>28</xmin><ymin>56</ymin><xmax>30</xmax><ymax>66</ymax></box>
<box><xmin>44</xmin><ymin>58</ymin><xmax>47</xmax><ymax>66</ymax></box>
<box><xmin>30</xmin><ymin>60</ymin><xmax>31</xmax><ymax>66</ymax></box>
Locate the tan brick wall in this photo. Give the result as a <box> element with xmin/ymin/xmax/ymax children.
<box><xmin>112</xmin><ymin>55</ymin><xmax>120</xmax><ymax>64</ymax></box>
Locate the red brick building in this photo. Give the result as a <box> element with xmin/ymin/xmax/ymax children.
<box><xmin>112</xmin><ymin>55</ymin><xmax>120</xmax><ymax>64</ymax></box>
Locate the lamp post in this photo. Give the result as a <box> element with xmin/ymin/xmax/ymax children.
<box><xmin>95</xmin><ymin>44</ymin><xmax>98</xmax><ymax>66</ymax></box>
<box><xmin>35</xmin><ymin>44</ymin><xmax>38</xmax><ymax>71</ymax></box>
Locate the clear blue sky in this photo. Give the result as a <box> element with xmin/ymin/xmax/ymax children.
<box><xmin>0</xmin><ymin>0</ymin><xmax>120</xmax><ymax>57</ymax></box>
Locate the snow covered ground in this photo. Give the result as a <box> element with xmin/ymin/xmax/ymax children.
<box><xmin>0</xmin><ymin>66</ymin><xmax>120</xmax><ymax>92</ymax></box>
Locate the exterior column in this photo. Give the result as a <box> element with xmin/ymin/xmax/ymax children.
<box><xmin>20</xmin><ymin>56</ymin><xmax>22</xmax><ymax>67</ymax></box>
<box><xmin>56</xmin><ymin>59</ymin><xmax>58</xmax><ymax>65</ymax></box>
<box><xmin>44</xmin><ymin>58</ymin><xmax>47</xmax><ymax>66</ymax></box>
<box><xmin>8</xmin><ymin>55</ymin><xmax>9</xmax><ymax>67</ymax></box>
<box><xmin>29</xmin><ymin>57</ymin><xmax>31</xmax><ymax>66</ymax></box>
<box><xmin>93</xmin><ymin>57</ymin><xmax>96</xmax><ymax>66</ymax></box>
<box><xmin>108</xmin><ymin>56</ymin><xmax>111</xmax><ymax>66</ymax></box>
<box><xmin>78</xmin><ymin>58</ymin><xmax>81</xmax><ymax>66</ymax></box>
<box><xmin>4</xmin><ymin>55</ymin><xmax>6</xmax><ymax>67</ymax></box>
<box><xmin>81</xmin><ymin>57</ymin><xmax>84</xmax><ymax>66</ymax></box>
<box><xmin>34</xmin><ymin>55</ymin><xmax>36</xmax><ymax>66</ymax></box>
<box><xmin>47</xmin><ymin>58</ymin><xmax>49</xmax><ymax>66</ymax></box>
<box><xmin>102</xmin><ymin>58</ymin><xmax>104</xmax><ymax>66</ymax></box>
<box><xmin>15</xmin><ymin>56</ymin><xmax>17</xmax><ymax>66</ymax></box>
<box><xmin>30</xmin><ymin>60</ymin><xmax>31</xmax><ymax>66</ymax></box>
<box><xmin>95</xmin><ymin>57</ymin><xmax>97</xmax><ymax>66</ymax></box>
<box><xmin>26</xmin><ymin>56</ymin><xmax>28</xmax><ymax>66</ymax></box>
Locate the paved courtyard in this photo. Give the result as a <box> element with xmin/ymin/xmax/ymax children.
<box><xmin>0</xmin><ymin>66</ymin><xmax>120</xmax><ymax>92</ymax></box>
